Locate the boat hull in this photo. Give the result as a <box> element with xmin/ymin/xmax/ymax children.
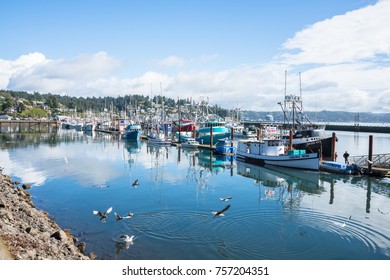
<box><xmin>319</xmin><ymin>161</ymin><xmax>361</xmax><ymax>175</ymax></box>
<box><xmin>292</xmin><ymin>136</ymin><xmax>333</xmax><ymax>158</ymax></box>
<box><xmin>237</xmin><ymin>152</ymin><xmax>319</xmax><ymax>170</ymax></box>
<box><xmin>122</xmin><ymin>130</ymin><xmax>142</xmax><ymax>140</ymax></box>
<box><xmin>196</xmin><ymin>130</ymin><xmax>231</xmax><ymax>145</ymax></box>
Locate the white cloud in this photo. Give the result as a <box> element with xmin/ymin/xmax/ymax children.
<box><xmin>282</xmin><ymin>0</ymin><xmax>390</xmax><ymax>65</ymax></box>
<box><xmin>0</xmin><ymin>52</ymin><xmax>47</xmax><ymax>89</ymax></box>
<box><xmin>199</xmin><ymin>53</ymin><xmax>219</xmax><ymax>62</ymax></box>
<box><xmin>157</xmin><ymin>56</ymin><xmax>186</xmax><ymax>68</ymax></box>
<box><xmin>1</xmin><ymin>1</ymin><xmax>390</xmax><ymax>113</ymax></box>
<box><xmin>5</xmin><ymin>51</ymin><xmax>121</xmax><ymax>95</ymax></box>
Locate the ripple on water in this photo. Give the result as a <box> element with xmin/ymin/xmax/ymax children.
<box><xmin>82</xmin><ymin>204</ymin><xmax>390</xmax><ymax>260</ymax></box>
<box><xmin>293</xmin><ymin>209</ymin><xmax>390</xmax><ymax>259</ymax></box>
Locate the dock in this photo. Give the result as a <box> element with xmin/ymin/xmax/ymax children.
<box><xmin>325</xmin><ymin>124</ymin><xmax>390</xmax><ymax>133</ymax></box>
<box><xmin>0</xmin><ymin>119</ymin><xmax>60</xmax><ymax>133</ymax></box>
<box><xmin>241</xmin><ymin>120</ymin><xmax>390</xmax><ymax>134</ymax></box>
<box><xmin>350</xmin><ymin>153</ymin><xmax>390</xmax><ymax>176</ymax></box>
<box><xmin>95</xmin><ymin>128</ymin><xmax>121</xmax><ymax>134</ymax></box>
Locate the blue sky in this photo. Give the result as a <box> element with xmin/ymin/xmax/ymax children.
<box><xmin>1</xmin><ymin>0</ymin><xmax>389</xmax><ymax>113</ymax></box>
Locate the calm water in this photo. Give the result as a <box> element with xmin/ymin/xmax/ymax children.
<box><xmin>0</xmin><ymin>129</ymin><xmax>389</xmax><ymax>260</ymax></box>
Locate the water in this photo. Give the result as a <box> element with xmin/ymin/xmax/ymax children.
<box><xmin>0</xmin><ymin>129</ymin><xmax>389</xmax><ymax>260</ymax></box>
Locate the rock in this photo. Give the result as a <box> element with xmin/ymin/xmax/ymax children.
<box><xmin>50</xmin><ymin>230</ymin><xmax>67</xmax><ymax>242</ymax></box>
<box><xmin>22</xmin><ymin>183</ymin><xmax>31</xmax><ymax>190</ymax></box>
<box><xmin>77</xmin><ymin>242</ymin><xmax>86</xmax><ymax>254</ymax></box>
<box><xmin>50</xmin><ymin>231</ymin><xmax>62</xmax><ymax>241</ymax></box>
<box><xmin>0</xmin><ymin>197</ymin><xmax>6</xmax><ymax>208</ymax></box>
<box><xmin>0</xmin><ymin>173</ymin><xmax>90</xmax><ymax>260</ymax></box>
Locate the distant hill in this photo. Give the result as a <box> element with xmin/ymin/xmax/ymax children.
<box><xmin>242</xmin><ymin>110</ymin><xmax>390</xmax><ymax>124</ymax></box>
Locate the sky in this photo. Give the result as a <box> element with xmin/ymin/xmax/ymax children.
<box><xmin>1</xmin><ymin>0</ymin><xmax>389</xmax><ymax>113</ymax></box>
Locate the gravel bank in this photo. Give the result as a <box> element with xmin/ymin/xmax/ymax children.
<box><xmin>0</xmin><ymin>171</ymin><xmax>92</xmax><ymax>260</ymax></box>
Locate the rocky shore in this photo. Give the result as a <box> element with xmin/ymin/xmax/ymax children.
<box><xmin>0</xmin><ymin>171</ymin><xmax>92</xmax><ymax>260</ymax></box>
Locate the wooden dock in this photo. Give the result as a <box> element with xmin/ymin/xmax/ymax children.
<box><xmin>95</xmin><ymin>128</ymin><xmax>121</xmax><ymax>134</ymax></box>
<box><xmin>0</xmin><ymin>119</ymin><xmax>60</xmax><ymax>132</ymax></box>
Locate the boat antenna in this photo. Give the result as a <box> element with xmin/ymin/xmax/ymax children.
<box><xmin>299</xmin><ymin>72</ymin><xmax>302</xmax><ymax>101</ymax></box>
<box><xmin>284</xmin><ymin>70</ymin><xmax>287</xmax><ymax>120</ymax></box>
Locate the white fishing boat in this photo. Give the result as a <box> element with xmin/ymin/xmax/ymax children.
<box><xmin>148</xmin><ymin>131</ymin><xmax>172</xmax><ymax>145</ymax></box>
<box><xmin>236</xmin><ymin>138</ymin><xmax>319</xmax><ymax>171</ymax></box>
<box><xmin>83</xmin><ymin>122</ymin><xmax>95</xmax><ymax>131</ymax></box>
<box><xmin>180</xmin><ymin>138</ymin><xmax>199</xmax><ymax>149</ymax></box>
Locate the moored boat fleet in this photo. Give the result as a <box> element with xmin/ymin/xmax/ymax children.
<box><xmin>58</xmin><ymin>114</ymin><xmax>377</xmax><ymax>176</ymax></box>
<box><xmin>57</xmin><ymin>84</ymin><xmax>385</xmax><ymax>177</ymax></box>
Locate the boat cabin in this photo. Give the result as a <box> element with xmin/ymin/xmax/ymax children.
<box><xmin>237</xmin><ymin>139</ymin><xmax>285</xmax><ymax>156</ymax></box>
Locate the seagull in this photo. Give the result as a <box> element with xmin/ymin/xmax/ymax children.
<box><xmin>114</xmin><ymin>212</ymin><xmax>134</xmax><ymax>221</ymax></box>
<box><xmin>132</xmin><ymin>179</ymin><xmax>139</xmax><ymax>187</ymax></box>
<box><xmin>92</xmin><ymin>207</ymin><xmax>113</xmax><ymax>221</ymax></box>
<box><xmin>211</xmin><ymin>204</ymin><xmax>231</xmax><ymax>217</ymax></box>
<box><xmin>219</xmin><ymin>196</ymin><xmax>233</xmax><ymax>202</ymax></box>
<box><xmin>119</xmin><ymin>234</ymin><xmax>134</xmax><ymax>243</ymax></box>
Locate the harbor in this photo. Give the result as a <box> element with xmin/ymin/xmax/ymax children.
<box><xmin>0</xmin><ymin>128</ymin><xmax>389</xmax><ymax>260</ymax></box>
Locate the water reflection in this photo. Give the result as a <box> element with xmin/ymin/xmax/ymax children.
<box><xmin>197</xmin><ymin>149</ymin><xmax>235</xmax><ymax>174</ymax></box>
<box><xmin>1</xmin><ymin>130</ymin><xmax>389</xmax><ymax>260</ymax></box>
<box><xmin>236</xmin><ymin>161</ymin><xmax>324</xmax><ymax>209</ymax></box>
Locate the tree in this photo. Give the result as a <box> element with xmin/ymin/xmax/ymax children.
<box><xmin>1</xmin><ymin>96</ymin><xmax>13</xmax><ymax>113</ymax></box>
<box><xmin>45</xmin><ymin>95</ymin><xmax>59</xmax><ymax>109</ymax></box>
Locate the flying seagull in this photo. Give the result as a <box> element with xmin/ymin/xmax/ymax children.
<box><xmin>114</xmin><ymin>212</ymin><xmax>134</xmax><ymax>221</ymax></box>
<box><xmin>219</xmin><ymin>196</ymin><xmax>233</xmax><ymax>202</ymax></box>
<box><xmin>93</xmin><ymin>207</ymin><xmax>113</xmax><ymax>221</ymax></box>
<box><xmin>212</xmin><ymin>204</ymin><xmax>231</xmax><ymax>217</ymax></box>
<box><xmin>132</xmin><ymin>179</ymin><xmax>139</xmax><ymax>187</ymax></box>
<box><xmin>119</xmin><ymin>234</ymin><xmax>135</xmax><ymax>243</ymax></box>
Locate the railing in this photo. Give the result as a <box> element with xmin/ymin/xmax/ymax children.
<box><xmin>350</xmin><ymin>153</ymin><xmax>390</xmax><ymax>167</ymax></box>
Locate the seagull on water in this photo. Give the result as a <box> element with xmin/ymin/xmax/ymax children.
<box><xmin>119</xmin><ymin>234</ymin><xmax>135</xmax><ymax>243</ymax></box>
<box><xmin>93</xmin><ymin>207</ymin><xmax>113</xmax><ymax>221</ymax></box>
<box><xmin>114</xmin><ymin>212</ymin><xmax>134</xmax><ymax>221</ymax></box>
<box><xmin>211</xmin><ymin>204</ymin><xmax>231</xmax><ymax>217</ymax></box>
<box><xmin>132</xmin><ymin>179</ymin><xmax>139</xmax><ymax>187</ymax></box>
<box><xmin>219</xmin><ymin>196</ymin><xmax>233</xmax><ymax>202</ymax></box>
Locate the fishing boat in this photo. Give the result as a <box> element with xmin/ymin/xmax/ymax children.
<box><xmin>236</xmin><ymin>138</ymin><xmax>319</xmax><ymax>170</ymax></box>
<box><xmin>122</xmin><ymin>124</ymin><xmax>142</xmax><ymax>140</ymax></box>
<box><xmin>180</xmin><ymin>138</ymin><xmax>200</xmax><ymax>149</ymax></box>
<box><xmin>278</xmin><ymin>72</ymin><xmax>334</xmax><ymax>158</ymax></box>
<box><xmin>195</xmin><ymin>121</ymin><xmax>231</xmax><ymax>145</ymax></box>
<box><xmin>215</xmin><ymin>138</ymin><xmax>237</xmax><ymax>155</ymax></box>
<box><xmin>319</xmin><ymin>161</ymin><xmax>362</xmax><ymax>175</ymax></box>
<box><xmin>83</xmin><ymin>122</ymin><xmax>95</xmax><ymax>132</ymax></box>
<box><xmin>148</xmin><ymin>131</ymin><xmax>172</xmax><ymax>145</ymax></box>
<box><xmin>172</xmin><ymin>119</ymin><xmax>196</xmax><ymax>134</ymax></box>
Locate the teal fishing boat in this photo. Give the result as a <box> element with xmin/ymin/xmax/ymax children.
<box><xmin>195</xmin><ymin>121</ymin><xmax>231</xmax><ymax>145</ymax></box>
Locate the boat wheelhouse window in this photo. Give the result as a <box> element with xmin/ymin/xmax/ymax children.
<box><xmin>268</xmin><ymin>140</ymin><xmax>281</xmax><ymax>146</ymax></box>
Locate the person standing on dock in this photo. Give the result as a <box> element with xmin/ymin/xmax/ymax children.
<box><xmin>343</xmin><ymin>151</ymin><xmax>350</xmax><ymax>164</ymax></box>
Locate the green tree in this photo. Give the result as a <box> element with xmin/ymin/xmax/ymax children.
<box><xmin>1</xmin><ymin>96</ymin><xmax>13</xmax><ymax>113</ymax></box>
<box><xmin>45</xmin><ymin>95</ymin><xmax>59</xmax><ymax>109</ymax></box>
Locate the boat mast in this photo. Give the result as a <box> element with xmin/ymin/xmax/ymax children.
<box><xmin>299</xmin><ymin>72</ymin><xmax>303</xmax><ymax>125</ymax></box>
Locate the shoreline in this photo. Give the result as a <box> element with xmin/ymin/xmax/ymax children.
<box><xmin>0</xmin><ymin>171</ymin><xmax>92</xmax><ymax>260</ymax></box>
